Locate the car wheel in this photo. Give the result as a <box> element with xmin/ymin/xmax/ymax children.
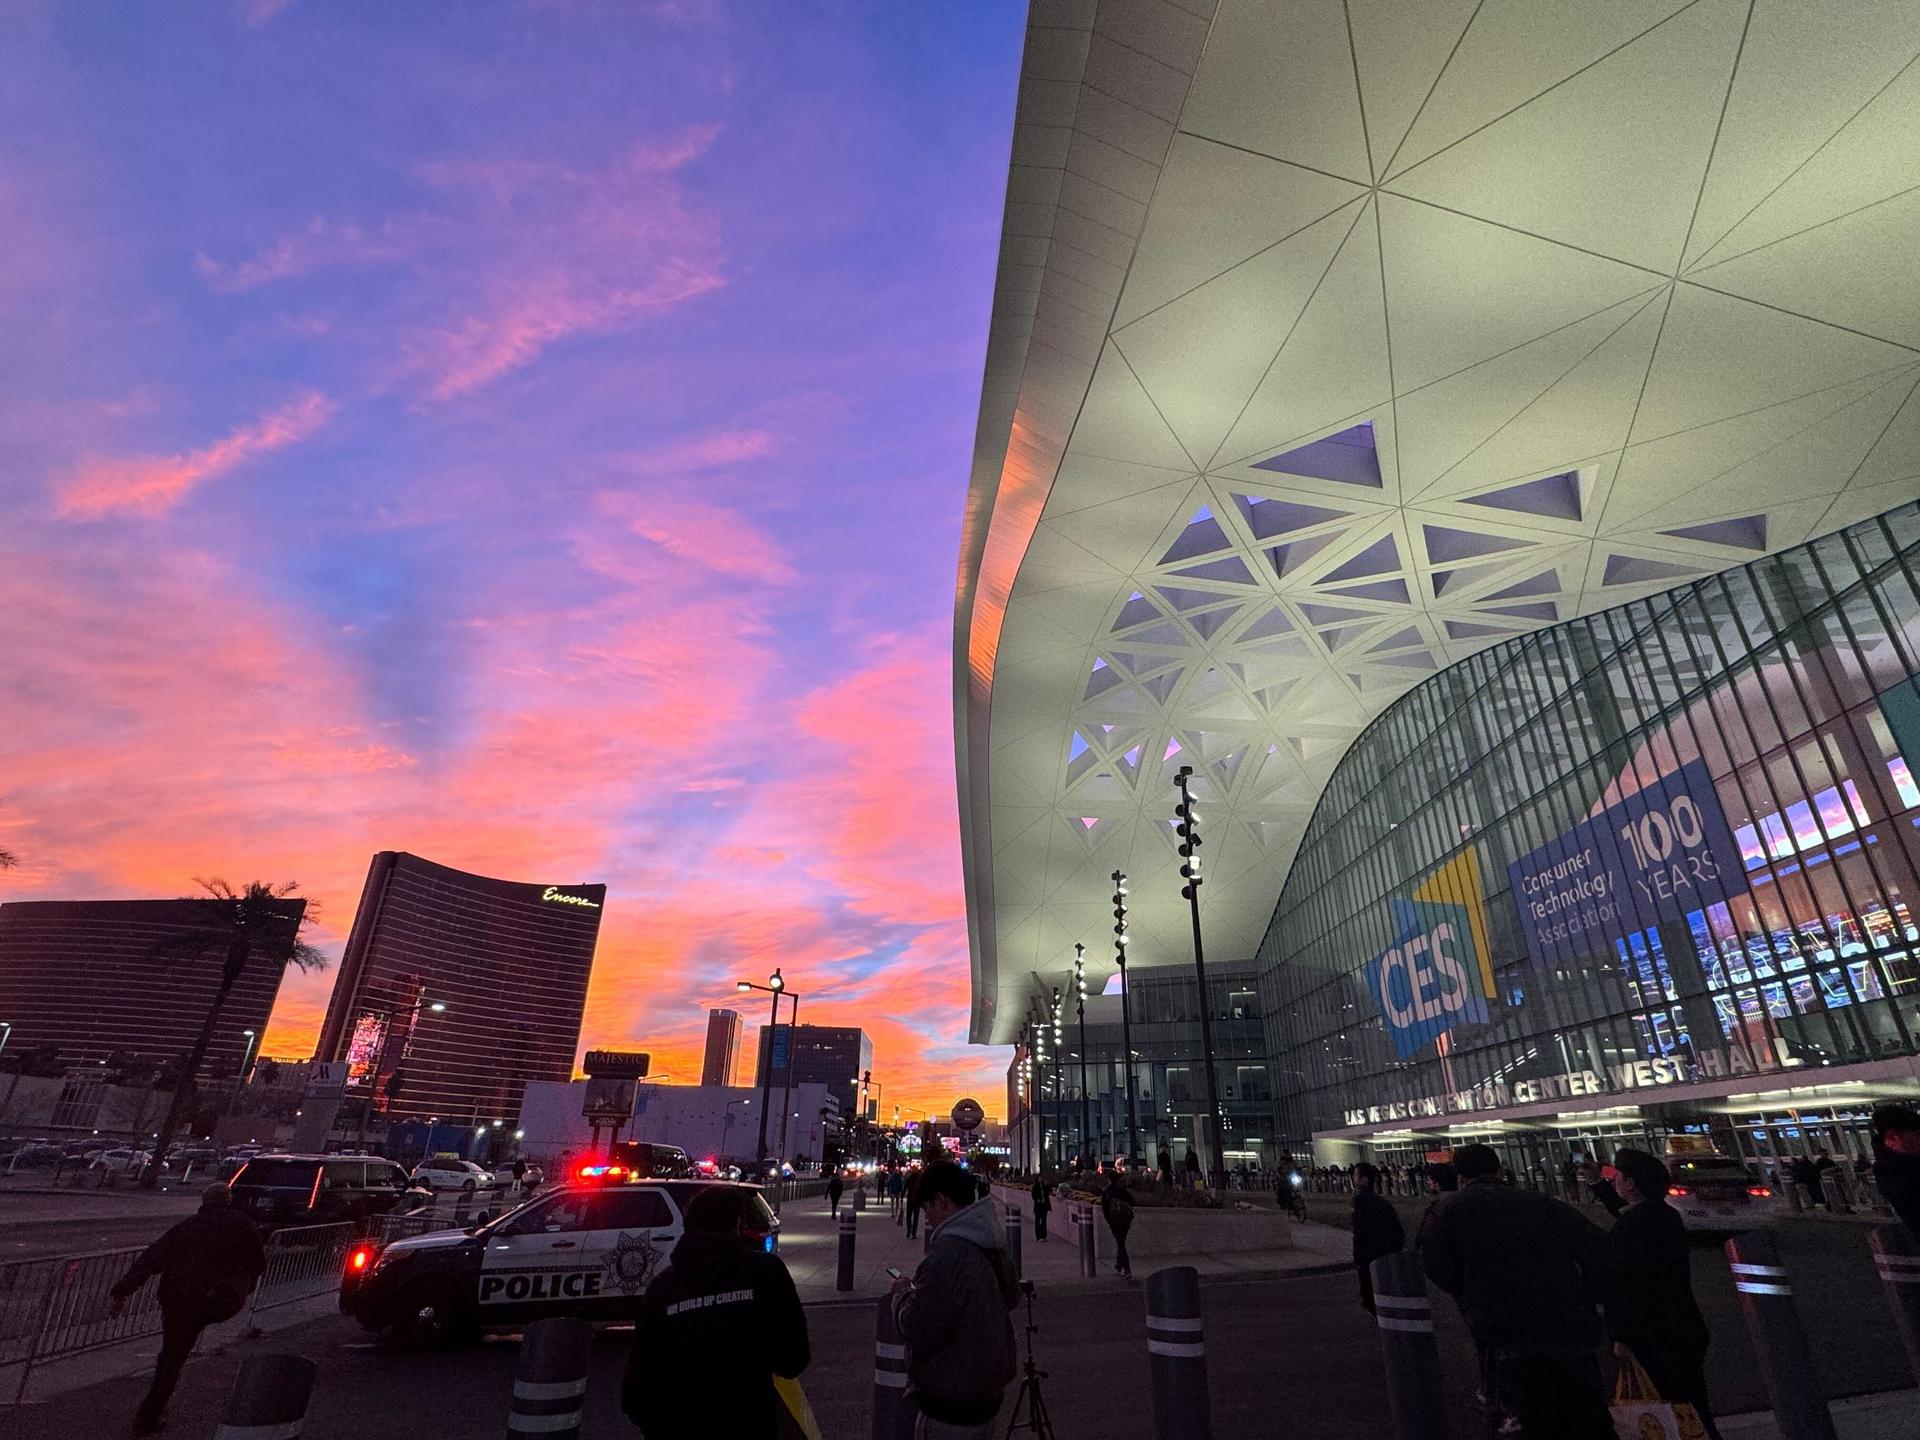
<box><xmin>461</xmin><ymin>1178</ymin><xmax>477</xmax><ymax>1194</ymax></box>
<box><xmin>391</xmin><ymin>1283</ymin><xmax>466</xmax><ymax>1349</ymax></box>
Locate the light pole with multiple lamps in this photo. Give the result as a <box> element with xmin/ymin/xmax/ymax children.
<box><xmin>736</xmin><ymin>970</ymin><xmax>798</xmax><ymax>1175</ymax></box>
<box><xmin>1049</xmin><ymin>987</ymin><xmax>1065</xmax><ymax>1168</ymax></box>
<box><xmin>1174</xmin><ymin>764</ymin><xmax>1227</xmax><ymax>1194</ymax></box>
<box><xmin>1072</xmin><ymin>945</ymin><xmax>1091</xmax><ymax>1166</ymax></box>
<box><xmin>1029</xmin><ymin>1008</ymin><xmax>1048</xmax><ymax>1171</ymax></box>
<box><xmin>1111</xmin><ymin>871</ymin><xmax>1141</xmax><ymax>1166</ymax></box>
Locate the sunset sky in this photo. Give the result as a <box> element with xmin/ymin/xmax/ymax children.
<box><xmin>0</xmin><ymin>3</ymin><xmax>1025</xmax><ymax>1117</ymax></box>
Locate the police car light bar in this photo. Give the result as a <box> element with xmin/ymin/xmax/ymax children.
<box><xmin>577</xmin><ymin>1163</ymin><xmax>628</xmax><ymax>1179</ymax></box>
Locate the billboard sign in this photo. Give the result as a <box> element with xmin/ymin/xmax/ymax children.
<box><xmin>951</xmin><ymin>1098</ymin><xmax>985</xmax><ymax>1132</ymax></box>
<box><xmin>583</xmin><ymin>1050</ymin><xmax>651</xmax><ymax>1080</ymax></box>
<box><xmin>1507</xmin><ymin>758</ymin><xmax>1744</xmax><ymax>966</ymax></box>
<box><xmin>582</xmin><ymin>1075</ymin><xmax>637</xmax><ymax>1123</ymax></box>
<box><xmin>344</xmin><ymin>1011</ymin><xmax>389</xmax><ymax>1089</ymax></box>
<box><xmin>1365</xmin><ymin>847</ymin><xmax>1497</xmax><ymax>1060</ymax></box>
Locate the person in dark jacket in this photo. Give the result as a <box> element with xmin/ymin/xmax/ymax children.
<box><xmin>1351</xmin><ymin>1162</ymin><xmax>1405</xmax><ymax>1314</ymax></box>
<box><xmin>622</xmin><ymin>1186</ymin><xmax>809</xmax><ymax>1440</ymax></box>
<box><xmin>108</xmin><ymin>1182</ymin><xmax>266</xmax><ymax>1435</ymax></box>
<box><xmin>1028</xmin><ymin>1175</ymin><xmax>1051</xmax><ymax>1241</ymax></box>
<box><xmin>891</xmin><ymin>1161</ymin><xmax>1019</xmax><ymax>1438</ymax></box>
<box><xmin>1789</xmin><ymin>1152</ymin><xmax>1823</xmax><ymax>1208</ymax></box>
<box><xmin>889</xmin><ymin>1168</ymin><xmax>906</xmax><ymax>1220</ymax></box>
<box><xmin>1100</xmin><ymin>1172</ymin><xmax>1135</xmax><ymax>1278</ymax></box>
<box><xmin>827</xmin><ymin>1170</ymin><xmax>844</xmax><ymax>1217</ymax></box>
<box><xmin>1421</xmin><ymin>1144</ymin><xmax>1615</xmax><ymax>1440</ymax></box>
<box><xmin>1872</xmin><ymin>1102</ymin><xmax>1920</xmax><ymax>1236</ymax></box>
<box><xmin>1157</xmin><ymin>1148</ymin><xmax>1173</xmax><ymax>1187</ymax></box>
<box><xmin>904</xmin><ymin>1166</ymin><xmax>923</xmax><ymax>1238</ymax></box>
<box><xmin>1590</xmin><ymin>1149</ymin><xmax>1720</xmax><ymax>1439</ymax></box>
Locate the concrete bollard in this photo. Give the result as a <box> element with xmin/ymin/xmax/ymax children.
<box><xmin>837</xmin><ymin>1209</ymin><xmax>857</xmax><ymax>1292</ymax></box>
<box><xmin>1369</xmin><ymin>1251</ymin><xmax>1448</xmax><ymax>1440</ymax></box>
<box><xmin>1079</xmin><ymin>1202</ymin><xmax>1098</xmax><ymax>1277</ymax></box>
<box><xmin>1144</xmin><ymin>1266</ymin><xmax>1211</xmax><ymax>1440</ymax></box>
<box><xmin>1006</xmin><ymin>1202</ymin><xmax>1023</xmax><ymax>1279</ymax></box>
<box><xmin>1726</xmin><ymin>1232</ymin><xmax>1837</xmax><ymax>1440</ymax></box>
<box><xmin>871</xmin><ymin>1292</ymin><xmax>913</xmax><ymax>1440</ymax></box>
<box><xmin>214</xmin><ymin>1354</ymin><xmax>315</xmax><ymax>1440</ymax></box>
<box><xmin>506</xmin><ymin>1317</ymin><xmax>591</xmax><ymax>1440</ymax></box>
<box><xmin>1871</xmin><ymin>1224</ymin><xmax>1920</xmax><ymax>1384</ymax></box>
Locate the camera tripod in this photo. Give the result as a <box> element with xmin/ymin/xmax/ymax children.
<box><xmin>1003</xmin><ymin>1279</ymin><xmax>1055</xmax><ymax>1438</ymax></box>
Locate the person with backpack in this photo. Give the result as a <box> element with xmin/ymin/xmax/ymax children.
<box><xmin>1421</xmin><ymin>1144</ymin><xmax>1617</xmax><ymax>1439</ymax></box>
<box><xmin>1100</xmin><ymin>1170</ymin><xmax>1136</xmax><ymax>1278</ymax></box>
<box><xmin>623</xmin><ymin>1185</ymin><xmax>809</xmax><ymax>1439</ymax></box>
<box><xmin>108</xmin><ymin>1182</ymin><xmax>266</xmax><ymax>1435</ymax></box>
<box><xmin>891</xmin><ymin>1160</ymin><xmax>1019</xmax><ymax>1438</ymax></box>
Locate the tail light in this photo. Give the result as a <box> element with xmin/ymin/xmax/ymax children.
<box><xmin>347</xmin><ymin>1245</ymin><xmax>376</xmax><ymax>1274</ymax></box>
<box><xmin>1669</xmin><ymin>1185</ymin><xmax>1691</xmax><ymax>1197</ymax></box>
<box><xmin>1748</xmin><ymin>1185</ymin><xmax>1772</xmax><ymax>1198</ymax></box>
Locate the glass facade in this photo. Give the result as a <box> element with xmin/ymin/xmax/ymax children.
<box><xmin>1007</xmin><ymin>959</ymin><xmax>1277</xmax><ymax>1174</ymax></box>
<box><xmin>1257</xmin><ymin>504</ymin><xmax>1920</xmax><ymax>1171</ymax></box>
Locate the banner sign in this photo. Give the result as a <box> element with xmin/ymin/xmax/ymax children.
<box><xmin>1507</xmin><ymin>758</ymin><xmax>1744</xmax><ymax>965</ymax></box>
<box><xmin>1366</xmin><ymin>895</ymin><xmax>1491</xmax><ymax>1059</ymax></box>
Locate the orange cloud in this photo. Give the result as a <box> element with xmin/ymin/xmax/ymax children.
<box><xmin>54</xmin><ymin>391</ymin><xmax>333</xmax><ymax>519</ymax></box>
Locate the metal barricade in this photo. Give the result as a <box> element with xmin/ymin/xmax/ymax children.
<box><xmin>247</xmin><ymin>1222</ymin><xmax>359</xmax><ymax>1324</ymax></box>
<box><xmin>1</xmin><ymin>1246</ymin><xmax>153</xmax><ymax>1401</ymax></box>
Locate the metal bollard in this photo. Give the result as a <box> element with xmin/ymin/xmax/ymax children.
<box><xmin>1080</xmin><ymin>1202</ymin><xmax>1098</xmax><ymax>1277</ymax></box>
<box><xmin>1369</xmin><ymin>1251</ymin><xmax>1448</xmax><ymax>1440</ymax></box>
<box><xmin>1726</xmin><ymin>1232</ymin><xmax>1838</xmax><ymax>1440</ymax></box>
<box><xmin>1144</xmin><ymin>1266</ymin><xmax>1212</xmax><ymax>1440</ymax></box>
<box><xmin>1006</xmin><ymin>1202</ymin><xmax>1023</xmax><ymax>1279</ymax></box>
<box><xmin>1871</xmin><ymin>1224</ymin><xmax>1920</xmax><ymax>1383</ymax></box>
<box><xmin>838</xmin><ymin>1209</ymin><xmax>857</xmax><ymax>1292</ymax></box>
<box><xmin>872</xmin><ymin>1291</ymin><xmax>912</xmax><ymax>1440</ymax></box>
<box><xmin>214</xmin><ymin>1354</ymin><xmax>315</xmax><ymax>1440</ymax></box>
<box><xmin>506</xmin><ymin>1316</ymin><xmax>591</xmax><ymax>1440</ymax></box>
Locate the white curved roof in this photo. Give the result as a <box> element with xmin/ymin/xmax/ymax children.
<box><xmin>956</xmin><ymin>0</ymin><xmax>1920</xmax><ymax>1044</ymax></box>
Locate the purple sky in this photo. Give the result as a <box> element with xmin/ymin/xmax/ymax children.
<box><xmin>0</xmin><ymin>1</ymin><xmax>1025</xmax><ymax>1113</ymax></box>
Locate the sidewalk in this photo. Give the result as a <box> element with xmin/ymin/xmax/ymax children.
<box><xmin>775</xmin><ymin>1186</ymin><xmax>1351</xmax><ymax>1302</ymax></box>
<box><xmin>1723</xmin><ymin>1391</ymin><xmax>1920</xmax><ymax>1438</ymax></box>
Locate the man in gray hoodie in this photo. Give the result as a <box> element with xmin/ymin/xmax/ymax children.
<box><xmin>890</xmin><ymin>1161</ymin><xmax>1019</xmax><ymax>1438</ymax></box>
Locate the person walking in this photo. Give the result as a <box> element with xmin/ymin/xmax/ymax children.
<box><xmin>1350</xmin><ymin>1161</ymin><xmax>1404</xmax><ymax>1314</ymax></box>
<box><xmin>107</xmin><ymin>1182</ymin><xmax>266</xmax><ymax>1435</ymax></box>
<box><xmin>1100</xmin><ymin>1169</ymin><xmax>1135</xmax><ymax>1278</ymax></box>
<box><xmin>1182</xmin><ymin>1147</ymin><xmax>1201</xmax><ymax>1191</ymax></box>
<box><xmin>511</xmin><ymin>1156</ymin><xmax>527</xmax><ymax>1191</ymax></box>
<box><xmin>623</xmin><ymin>1185</ymin><xmax>809</xmax><ymax>1439</ymax></box>
<box><xmin>1589</xmin><ymin>1148</ymin><xmax>1721</xmax><ymax>1439</ymax></box>
<box><xmin>1157</xmin><ymin>1147</ymin><xmax>1173</xmax><ymax>1188</ymax></box>
<box><xmin>904</xmin><ymin>1166</ymin><xmax>923</xmax><ymax>1239</ymax></box>
<box><xmin>827</xmin><ymin>1169</ymin><xmax>844</xmax><ymax>1218</ymax></box>
<box><xmin>1872</xmin><ymin>1102</ymin><xmax>1920</xmax><ymax>1234</ymax></box>
<box><xmin>890</xmin><ymin>1160</ymin><xmax>1019</xmax><ymax>1439</ymax></box>
<box><xmin>1789</xmin><ymin>1151</ymin><xmax>1823</xmax><ymax>1208</ymax></box>
<box><xmin>1028</xmin><ymin>1174</ymin><xmax>1051</xmax><ymax>1241</ymax></box>
<box><xmin>1421</xmin><ymin>1143</ymin><xmax>1615</xmax><ymax>1440</ymax></box>
<box><xmin>889</xmin><ymin>1168</ymin><xmax>905</xmax><ymax>1221</ymax></box>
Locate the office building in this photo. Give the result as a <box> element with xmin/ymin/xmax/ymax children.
<box><xmin>314</xmin><ymin>851</ymin><xmax>604</xmax><ymax>1125</ymax></box>
<box><xmin>701</xmin><ymin>1008</ymin><xmax>742</xmax><ymax>1087</ymax></box>
<box><xmin>0</xmin><ymin>897</ymin><xmax>303</xmax><ymax>1079</ymax></box>
<box><xmin>754</xmin><ymin>1023</ymin><xmax>872</xmax><ymax>1122</ymax></box>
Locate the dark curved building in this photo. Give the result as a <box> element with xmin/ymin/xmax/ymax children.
<box><xmin>0</xmin><ymin>896</ymin><xmax>303</xmax><ymax>1078</ymax></box>
<box><xmin>316</xmin><ymin>852</ymin><xmax>605</xmax><ymax>1126</ymax></box>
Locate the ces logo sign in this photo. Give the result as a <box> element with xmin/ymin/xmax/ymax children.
<box><xmin>1365</xmin><ymin>848</ymin><xmax>1498</xmax><ymax>1059</ymax></box>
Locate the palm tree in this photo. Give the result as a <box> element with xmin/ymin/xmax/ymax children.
<box><xmin>141</xmin><ymin>879</ymin><xmax>328</xmax><ymax>1187</ymax></box>
<box><xmin>0</xmin><ymin>797</ymin><xmax>17</xmax><ymax>870</ymax></box>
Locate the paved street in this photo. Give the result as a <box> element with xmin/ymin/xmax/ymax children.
<box><xmin>4</xmin><ymin>1195</ymin><xmax>1912</xmax><ymax>1439</ymax></box>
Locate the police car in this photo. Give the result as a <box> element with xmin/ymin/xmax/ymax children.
<box><xmin>338</xmin><ymin>1177</ymin><xmax>778</xmax><ymax>1346</ymax></box>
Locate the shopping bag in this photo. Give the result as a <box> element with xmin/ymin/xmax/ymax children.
<box><xmin>1611</xmin><ymin>1354</ymin><xmax>1708</xmax><ymax>1440</ymax></box>
<box><xmin>774</xmin><ymin>1373</ymin><xmax>822</xmax><ymax>1440</ymax></box>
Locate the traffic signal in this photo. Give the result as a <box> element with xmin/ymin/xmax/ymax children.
<box><xmin>1174</xmin><ymin>764</ymin><xmax>1203</xmax><ymax>900</ymax></box>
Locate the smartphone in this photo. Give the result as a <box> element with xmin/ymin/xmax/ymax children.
<box><xmin>885</xmin><ymin>1266</ymin><xmax>905</xmax><ymax>1280</ymax></box>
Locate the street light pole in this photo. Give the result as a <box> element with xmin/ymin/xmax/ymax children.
<box><xmin>1073</xmin><ymin>945</ymin><xmax>1091</xmax><ymax>1166</ymax></box>
<box><xmin>1049</xmin><ymin>988</ymin><xmax>1064</xmax><ymax>1169</ymax></box>
<box><xmin>1112</xmin><ymin>871</ymin><xmax>1141</xmax><ymax>1167</ymax></box>
<box><xmin>1175</xmin><ymin>764</ymin><xmax>1227</xmax><ymax>1195</ymax></box>
<box><xmin>778</xmin><ymin>993</ymin><xmax>799</xmax><ymax>1167</ymax></box>
<box><xmin>737</xmin><ymin>969</ymin><xmax>786</xmax><ymax>1174</ymax></box>
<box><xmin>226</xmin><ymin>1029</ymin><xmax>257</xmax><ymax>1117</ymax></box>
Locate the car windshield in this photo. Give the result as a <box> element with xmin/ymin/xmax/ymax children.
<box><xmin>234</xmin><ymin>1159</ymin><xmax>319</xmax><ymax>1187</ymax></box>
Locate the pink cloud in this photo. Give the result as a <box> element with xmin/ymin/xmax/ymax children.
<box><xmin>196</xmin><ymin>217</ymin><xmax>416</xmax><ymax>293</ymax></box>
<box><xmin>54</xmin><ymin>390</ymin><xmax>333</xmax><ymax>519</ymax></box>
<box><xmin>240</xmin><ymin>0</ymin><xmax>294</xmax><ymax>23</ymax></box>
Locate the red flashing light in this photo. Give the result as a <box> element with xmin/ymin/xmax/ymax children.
<box><xmin>1747</xmin><ymin>1185</ymin><xmax>1772</xmax><ymax>1198</ymax></box>
<box><xmin>1669</xmin><ymin>1185</ymin><xmax>1692</xmax><ymax>1197</ymax></box>
<box><xmin>348</xmin><ymin>1247</ymin><xmax>373</xmax><ymax>1273</ymax></box>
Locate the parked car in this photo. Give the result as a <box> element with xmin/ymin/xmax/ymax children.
<box><xmin>410</xmin><ymin>1157</ymin><xmax>496</xmax><ymax>1193</ymax></box>
<box><xmin>229</xmin><ymin>1154</ymin><xmax>417</xmax><ymax>1231</ymax></box>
